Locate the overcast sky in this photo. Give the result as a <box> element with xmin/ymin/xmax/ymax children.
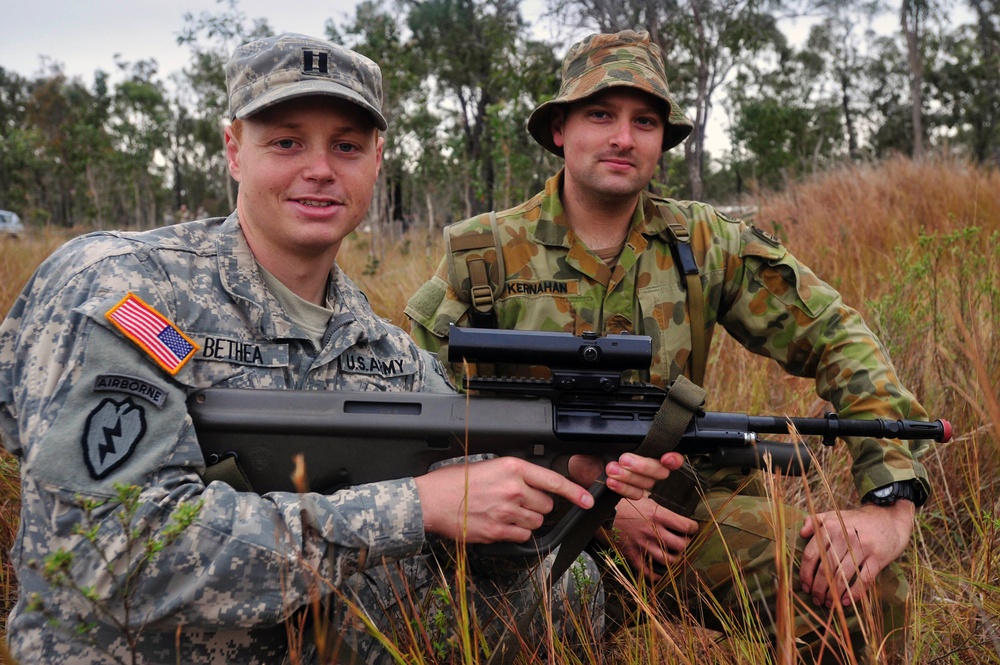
<box><xmin>1</xmin><ymin>1</ymin><xmax>751</xmax><ymax>153</ymax></box>
<box><xmin>2</xmin><ymin>0</ymin><xmax>554</xmax><ymax>83</ymax></box>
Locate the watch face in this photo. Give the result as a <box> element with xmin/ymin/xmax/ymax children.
<box><xmin>864</xmin><ymin>481</ymin><xmax>925</xmax><ymax>507</ymax></box>
<box><xmin>874</xmin><ymin>486</ymin><xmax>895</xmax><ymax>499</ymax></box>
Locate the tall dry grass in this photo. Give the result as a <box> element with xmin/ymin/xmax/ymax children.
<box><xmin>0</xmin><ymin>155</ymin><xmax>997</xmax><ymax>662</ymax></box>
<box><xmin>698</xmin><ymin>155</ymin><xmax>1000</xmax><ymax>663</ymax></box>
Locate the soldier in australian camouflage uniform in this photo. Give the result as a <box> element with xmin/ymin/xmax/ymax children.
<box><xmin>0</xmin><ymin>33</ymin><xmax>681</xmax><ymax>664</ymax></box>
<box><xmin>406</xmin><ymin>29</ymin><xmax>932</xmax><ymax>662</ymax></box>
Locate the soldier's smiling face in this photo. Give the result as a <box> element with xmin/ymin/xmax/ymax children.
<box><xmin>225</xmin><ymin>96</ymin><xmax>383</xmax><ymax>266</ymax></box>
<box><xmin>551</xmin><ymin>87</ymin><xmax>665</xmax><ymax>204</ymax></box>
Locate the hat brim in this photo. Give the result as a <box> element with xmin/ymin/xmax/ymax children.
<box><xmin>234</xmin><ymin>80</ymin><xmax>388</xmax><ymax>131</ymax></box>
<box><xmin>527</xmin><ymin>84</ymin><xmax>691</xmax><ymax>157</ymax></box>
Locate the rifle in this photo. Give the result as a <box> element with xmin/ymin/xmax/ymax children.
<box><xmin>189</xmin><ymin>326</ymin><xmax>951</xmax><ymax>557</ymax></box>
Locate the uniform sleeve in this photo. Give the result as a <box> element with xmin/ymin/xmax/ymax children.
<box><xmin>0</xmin><ymin>242</ymin><xmax>427</xmax><ymax>632</ymax></box>
<box><xmin>713</xmin><ymin>219</ymin><xmax>931</xmax><ymax>501</ymax></box>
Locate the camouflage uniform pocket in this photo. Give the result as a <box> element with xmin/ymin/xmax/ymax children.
<box><xmin>404</xmin><ymin>276</ymin><xmax>467</xmax><ymax>338</ymax></box>
<box><xmin>739</xmin><ymin>227</ymin><xmax>838</xmax><ymax>320</ymax></box>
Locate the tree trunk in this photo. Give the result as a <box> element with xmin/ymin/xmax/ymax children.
<box><xmin>901</xmin><ymin>0</ymin><xmax>926</xmax><ymax>160</ymax></box>
<box><xmin>840</xmin><ymin>71</ymin><xmax>859</xmax><ymax>159</ymax></box>
<box><xmin>86</xmin><ymin>163</ymin><xmax>105</xmax><ymax>230</ymax></box>
<box><xmin>425</xmin><ymin>188</ymin><xmax>436</xmax><ymax>257</ymax></box>
<box><xmin>685</xmin><ymin>128</ymin><xmax>705</xmax><ymax>200</ymax></box>
<box><xmin>685</xmin><ymin>67</ymin><xmax>709</xmax><ymax>200</ymax></box>
<box><xmin>134</xmin><ymin>180</ymin><xmax>142</xmax><ymax>230</ymax></box>
<box><xmin>685</xmin><ymin>0</ymin><xmax>711</xmax><ymax>200</ymax></box>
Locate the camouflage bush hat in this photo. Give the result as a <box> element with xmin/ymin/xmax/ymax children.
<box><xmin>226</xmin><ymin>33</ymin><xmax>387</xmax><ymax>131</ymax></box>
<box><xmin>527</xmin><ymin>30</ymin><xmax>692</xmax><ymax>156</ymax></box>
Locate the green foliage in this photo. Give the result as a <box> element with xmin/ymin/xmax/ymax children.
<box><xmin>3</xmin><ymin>0</ymin><xmax>1000</xmax><ymax>233</ymax></box>
<box><xmin>930</xmin><ymin>23</ymin><xmax>1000</xmax><ymax>163</ymax></box>
<box><xmin>731</xmin><ymin>98</ymin><xmax>840</xmax><ymax>190</ymax></box>
<box><xmin>866</xmin><ymin>226</ymin><xmax>999</xmax><ymax>361</ymax></box>
<box><xmin>26</xmin><ymin>483</ymin><xmax>203</xmax><ymax>663</ymax></box>
<box><xmin>363</xmin><ymin>253</ymin><xmax>382</xmax><ymax>276</ymax></box>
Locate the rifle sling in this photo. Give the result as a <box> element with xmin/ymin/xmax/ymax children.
<box><xmin>201</xmin><ymin>379</ymin><xmax>706</xmax><ymax>664</ymax></box>
<box><xmin>201</xmin><ymin>455</ymin><xmax>254</xmax><ymax>493</ymax></box>
<box><xmin>487</xmin><ymin>376</ymin><xmax>706</xmax><ymax>665</ymax></box>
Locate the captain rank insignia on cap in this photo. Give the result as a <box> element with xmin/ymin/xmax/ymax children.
<box><xmin>106</xmin><ymin>293</ymin><xmax>200</xmax><ymax>375</ymax></box>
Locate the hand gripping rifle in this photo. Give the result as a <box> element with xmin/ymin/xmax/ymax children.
<box><xmin>189</xmin><ymin>325</ymin><xmax>951</xmax><ymax>558</ymax></box>
<box><xmin>190</xmin><ymin>326</ymin><xmax>950</xmax><ymax>665</ymax></box>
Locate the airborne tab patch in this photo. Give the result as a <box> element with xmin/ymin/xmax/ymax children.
<box><xmin>93</xmin><ymin>374</ymin><xmax>168</xmax><ymax>408</ymax></box>
<box><xmin>106</xmin><ymin>293</ymin><xmax>199</xmax><ymax>375</ymax></box>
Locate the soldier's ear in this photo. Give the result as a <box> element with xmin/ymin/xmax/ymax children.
<box><xmin>224</xmin><ymin>123</ymin><xmax>242</xmax><ymax>182</ymax></box>
<box><xmin>551</xmin><ymin>108</ymin><xmax>567</xmax><ymax>150</ymax></box>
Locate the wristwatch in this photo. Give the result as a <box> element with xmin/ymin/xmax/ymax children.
<box><xmin>861</xmin><ymin>480</ymin><xmax>927</xmax><ymax>507</ymax></box>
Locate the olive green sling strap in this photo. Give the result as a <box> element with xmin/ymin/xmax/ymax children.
<box><xmin>486</xmin><ymin>375</ymin><xmax>707</xmax><ymax>665</ymax></box>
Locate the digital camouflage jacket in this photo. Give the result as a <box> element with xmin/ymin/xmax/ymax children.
<box><xmin>0</xmin><ymin>213</ymin><xmax>451</xmax><ymax>663</ymax></box>
<box><xmin>406</xmin><ymin>170</ymin><xmax>931</xmax><ymax>503</ymax></box>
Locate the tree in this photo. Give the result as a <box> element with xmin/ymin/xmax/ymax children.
<box><xmin>177</xmin><ymin>0</ymin><xmax>274</xmax><ymax>213</ymax></box>
<box><xmin>678</xmin><ymin>0</ymin><xmax>786</xmax><ymax>198</ymax></box>
<box><xmin>929</xmin><ymin>4</ymin><xmax>1000</xmax><ymax>163</ymax></box>
<box><xmin>406</xmin><ymin>0</ymin><xmax>539</xmax><ymax>216</ymax></box>
<box><xmin>21</xmin><ymin>67</ymin><xmax>107</xmax><ymax>228</ymax></box>
<box><xmin>804</xmin><ymin>0</ymin><xmax>884</xmax><ymax>159</ymax></box>
<box><xmin>863</xmin><ymin>34</ymin><xmax>918</xmax><ymax>156</ymax></box>
<box><xmin>108</xmin><ymin>58</ymin><xmax>172</xmax><ymax>229</ymax></box>
<box><xmin>728</xmin><ymin>39</ymin><xmax>844</xmax><ymax>190</ymax></box>
<box><xmin>0</xmin><ymin>68</ymin><xmax>35</xmax><ymax>215</ymax></box>
<box><xmin>899</xmin><ymin>0</ymin><xmax>933</xmax><ymax>159</ymax></box>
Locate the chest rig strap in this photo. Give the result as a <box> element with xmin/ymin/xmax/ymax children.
<box><xmin>446</xmin><ymin>210</ymin><xmax>504</xmax><ymax>329</ymax></box>
<box><xmin>663</xmin><ymin>217</ymin><xmax>706</xmax><ymax>387</ymax></box>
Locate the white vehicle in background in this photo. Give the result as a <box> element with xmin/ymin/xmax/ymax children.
<box><xmin>0</xmin><ymin>210</ymin><xmax>24</xmax><ymax>237</ymax></box>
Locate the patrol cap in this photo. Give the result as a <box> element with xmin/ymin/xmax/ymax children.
<box><xmin>527</xmin><ymin>30</ymin><xmax>692</xmax><ymax>156</ymax></box>
<box><xmin>226</xmin><ymin>32</ymin><xmax>387</xmax><ymax>131</ymax></box>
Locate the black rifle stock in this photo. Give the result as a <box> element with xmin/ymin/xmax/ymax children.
<box><xmin>189</xmin><ymin>326</ymin><xmax>951</xmax><ymax>556</ymax></box>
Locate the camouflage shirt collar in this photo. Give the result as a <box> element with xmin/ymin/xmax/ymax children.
<box><xmin>217</xmin><ymin>212</ymin><xmax>273</xmax><ymax>335</ymax></box>
<box><xmin>213</xmin><ymin>213</ymin><xmax>369</xmax><ymax>343</ymax></box>
<box><xmin>532</xmin><ymin>169</ymin><xmax>672</xmax><ymax>246</ymax></box>
<box><xmin>217</xmin><ymin>214</ymin><xmax>388</xmax><ymax>345</ymax></box>
<box><xmin>327</xmin><ymin>264</ymin><xmax>390</xmax><ymax>344</ymax></box>
<box><xmin>635</xmin><ymin>190</ymin><xmax>675</xmax><ymax>238</ymax></box>
<box><xmin>531</xmin><ymin>170</ymin><xmax>571</xmax><ymax>247</ymax></box>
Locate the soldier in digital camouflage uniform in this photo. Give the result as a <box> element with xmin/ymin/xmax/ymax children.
<box><xmin>406</xmin><ymin>29</ymin><xmax>932</xmax><ymax>662</ymax></box>
<box><xmin>0</xmin><ymin>33</ymin><xmax>682</xmax><ymax>664</ymax></box>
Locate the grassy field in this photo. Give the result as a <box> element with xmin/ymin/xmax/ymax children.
<box><xmin>0</xmin><ymin>155</ymin><xmax>998</xmax><ymax>662</ymax></box>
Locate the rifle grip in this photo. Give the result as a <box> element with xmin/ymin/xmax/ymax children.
<box><xmin>649</xmin><ymin>461</ymin><xmax>703</xmax><ymax>518</ymax></box>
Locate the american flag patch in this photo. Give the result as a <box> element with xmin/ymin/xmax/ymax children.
<box><xmin>106</xmin><ymin>293</ymin><xmax>199</xmax><ymax>375</ymax></box>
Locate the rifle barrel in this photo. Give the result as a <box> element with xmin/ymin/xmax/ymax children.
<box><xmin>700</xmin><ymin>412</ymin><xmax>952</xmax><ymax>443</ymax></box>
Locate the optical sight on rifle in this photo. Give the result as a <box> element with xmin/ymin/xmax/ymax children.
<box><xmin>190</xmin><ymin>326</ymin><xmax>951</xmax><ymax>555</ymax></box>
